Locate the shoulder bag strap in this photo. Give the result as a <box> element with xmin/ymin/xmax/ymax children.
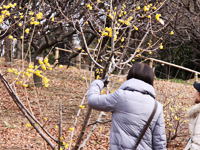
<box><xmin>133</xmin><ymin>99</ymin><xmax>158</xmax><ymax>150</ymax></box>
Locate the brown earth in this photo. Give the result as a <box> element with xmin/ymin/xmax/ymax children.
<box><xmin>0</xmin><ymin>60</ymin><xmax>195</xmax><ymax>150</ymax></box>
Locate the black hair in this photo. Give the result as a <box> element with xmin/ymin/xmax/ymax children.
<box><xmin>127</xmin><ymin>62</ymin><xmax>154</xmax><ymax>86</ymax></box>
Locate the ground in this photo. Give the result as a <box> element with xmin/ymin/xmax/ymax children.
<box><xmin>0</xmin><ymin>59</ymin><xmax>195</xmax><ymax>150</ymax></box>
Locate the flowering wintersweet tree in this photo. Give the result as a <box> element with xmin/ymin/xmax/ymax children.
<box><xmin>0</xmin><ymin>0</ymin><xmax>190</xmax><ymax>149</ymax></box>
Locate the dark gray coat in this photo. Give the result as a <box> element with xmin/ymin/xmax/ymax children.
<box><xmin>87</xmin><ymin>78</ymin><xmax>167</xmax><ymax>150</ymax></box>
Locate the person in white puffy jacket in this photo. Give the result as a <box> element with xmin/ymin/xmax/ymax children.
<box><xmin>184</xmin><ymin>82</ymin><xmax>200</xmax><ymax>150</ymax></box>
<box><xmin>87</xmin><ymin>63</ymin><xmax>167</xmax><ymax>150</ymax></box>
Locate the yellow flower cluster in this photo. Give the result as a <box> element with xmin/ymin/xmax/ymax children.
<box><xmin>69</xmin><ymin>127</ymin><xmax>74</xmax><ymax>131</ymax></box>
<box><xmin>86</xmin><ymin>4</ymin><xmax>92</xmax><ymax>10</ymax></box>
<box><xmin>156</xmin><ymin>14</ymin><xmax>161</xmax><ymax>21</ymax></box>
<box><xmin>79</xmin><ymin>105</ymin><xmax>85</xmax><ymax>109</ymax></box>
<box><xmin>30</xmin><ymin>21</ymin><xmax>40</xmax><ymax>25</ymax></box>
<box><xmin>2</xmin><ymin>3</ymin><xmax>16</xmax><ymax>9</ymax></box>
<box><xmin>29</xmin><ymin>11</ymin><xmax>34</xmax><ymax>16</ymax></box>
<box><xmin>43</xmin><ymin>77</ymin><xmax>50</xmax><ymax>87</ymax></box>
<box><xmin>26</xmin><ymin>124</ymin><xmax>32</xmax><ymax>127</ymax></box>
<box><xmin>36</xmin><ymin>12</ymin><xmax>43</xmax><ymax>19</ymax></box>
<box><xmin>25</xmin><ymin>28</ymin><xmax>30</xmax><ymax>34</ymax></box>
<box><xmin>0</xmin><ymin>8</ymin><xmax>11</xmax><ymax>25</ymax></box>
<box><xmin>159</xmin><ymin>43</ymin><xmax>163</xmax><ymax>49</ymax></box>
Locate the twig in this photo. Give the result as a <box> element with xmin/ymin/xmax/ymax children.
<box><xmin>68</xmin><ymin>92</ymin><xmax>88</xmax><ymax>150</ymax></box>
<box><xmin>73</xmin><ymin>107</ymin><xmax>92</xmax><ymax>150</ymax></box>
<box><xmin>87</xmin><ymin>119</ymin><xmax>111</xmax><ymax>126</ymax></box>
<box><xmin>79</xmin><ymin>111</ymin><xmax>105</xmax><ymax>149</ymax></box>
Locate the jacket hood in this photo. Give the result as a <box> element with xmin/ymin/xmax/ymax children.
<box><xmin>188</xmin><ymin>103</ymin><xmax>200</xmax><ymax>118</ymax></box>
<box><xmin>119</xmin><ymin>78</ymin><xmax>156</xmax><ymax>98</ymax></box>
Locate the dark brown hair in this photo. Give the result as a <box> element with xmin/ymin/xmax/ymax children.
<box><xmin>195</xmin><ymin>92</ymin><xmax>200</xmax><ymax>104</ymax></box>
<box><xmin>127</xmin><ymin>62</ymin><xmax>154</xmax><ymax>86</ymax></box>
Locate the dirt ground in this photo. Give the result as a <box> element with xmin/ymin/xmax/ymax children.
<box><xmin>0</xmin><ymin>60</ymin><xmax>195</xmax><ymax>150</ymax></box>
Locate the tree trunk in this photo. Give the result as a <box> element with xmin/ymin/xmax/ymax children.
<box><xmin>34</xmin><ymin>53</ymin><xmax>43</xmax><ymax>87</ymax></box>
<box><xmin>4</xmin><ymin>38</ymin><xmax>12</xmax><ymax>62</ymax></box>
<box><xmin>14</xmin><ymin>39</ymin><xmax>22</xmax><ymax>59</ymax></box>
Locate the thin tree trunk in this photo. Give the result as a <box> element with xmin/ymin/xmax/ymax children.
<box><xmin>34</xmin><ymin>53</ymin><xmax>43</xmax><ymax>87</ymax></box>
<box><xmin>14</xmin><ymin>39</ymin><xmax>22</xmax><ymax>59</ymax></box>
<box><xmin>4</xmin><ymin>38</ymin><xmax>12</xmax><ymax>62</ymax></box>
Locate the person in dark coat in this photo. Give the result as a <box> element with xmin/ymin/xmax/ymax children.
<box><xmin>87</xmin><ymin>62</ymin><xmax>167</xmax><ymax>150</ymax></box>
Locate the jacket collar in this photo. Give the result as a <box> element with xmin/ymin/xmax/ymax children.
<box><xmin>119</xmin><ymin>78</ymin><xmax>156</xmax><ymax>98</ymax></box>
<box><xmin>188</xmin><ymin>103</ymin><xmax>200</xmax><ymax>118</ymax></box>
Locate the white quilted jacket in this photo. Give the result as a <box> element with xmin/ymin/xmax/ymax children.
<box><xmin>87</xmin><ymin>78</ymin><xmax>167</xmax><ymax>150</ymax></box>
<box><xmin>185</xmin><ymin>103</ymin><xmax>200</xmax><ymax>150</ymax></box>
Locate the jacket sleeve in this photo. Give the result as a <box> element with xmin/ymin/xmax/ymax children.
<box><xmin>152</xmin><ymin>108</ymin><xmax>167</xmax><ymax>150</ymax></box>
<box><xmin>87</xmin><ymin>80</ymin><xmax>118</xmax><ymax>112</ymax></box>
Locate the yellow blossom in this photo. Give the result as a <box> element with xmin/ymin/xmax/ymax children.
<box><xmin>55</xmin><ymin>125</ymin><xmax>58</xmax><ymax>129</ymax></box>
<box><xmin>121</xmin><ymin>37</ymin><xmax>124</xmax><ymax>42</ymax></box>
<box><xmin>29</xmin><ymin>64</ymin><xmax>34</xmax><ymax>69</ymax></box>
<box><xmin>51</xmin><ymin>17</ymin><xmax>54</xmax><ymax>21</ymax></box>
<box><xmin>23</xmin><ymin>84</ymin><xmax>28</xmax><ymax>87</ymax></box>
<box><xmin>36</xmin><ymin>12</ymin><xmax>43</xmax><ymax>19</ymax></box>
<box><xmin>38</xmin><ymin>59</ymin><xmax>43</xmax><ymax>65</ymax></box>
<box><xmin>144</xmin><ymin>6</ymin><xmax>149</xmax><ymax>11</ymax></box>
<box><xmin>59</xmin><ymin>65</ymin><xmax>63</xmax><ymax>68</ymax></box>
<box><xmin>25</xmin><ymin>28</ymin><xmax>30</xmax><ymax>34</ymax></box>
<box><xmin>79</xmin><ymin>105</ymin><xmax>85</xmax><ymax>109</ymax></box>
<box><xmin>64</xmin><ymin>144</ymin><xmax>69</xmax><ymax>148</ymax></box>
<box><xmin>9</xmin><ymin>35</ymin><xmax>13</xmax><ymax>39</ymax></box>
<box><xmin>45</xmin><ymin>84</ymin><xmax>49</xmax><ymax>87</ymax></box>
<box><xmin>109</xmin><ymin>14</ymin><xmax>113</xmax><ymax>19</ymax></box>
<box><xmin>8</xmin><ymin>68</ymin><xmax>12</xmax><ymax>72</ymax></box>
<box><xmin>69</xmin><ymin>127</ymin><xmax>74</xmax><ymax>131</ymax></box>
<box><xmin>102</xmin><ymin>32</ymin><xmax>108</xmax><ymax>36</ymax></box>
<box><xmin>170</xmin><ymin>31</ymin><xmax>174</xmax><ymax>35</ymax></box>
<box><xmin>18</xmin><ymin>23</ymin><xmax>22</xmax><ymax>26</ymax></box>
<box><xmin>132</xmin><ymin>59</ymin><xmax>135</xmax><ymax>62</ymax></box>
<box><xmin>149</xmin><ymin>51</ymin><xmax>152</xmax><ymax>54</ymax></box>
<box><xmin>31</xmin><ymin>17</ymin><xmax>34</xmax><ymax>21</ymax></box>
<box><xmin>137</xmin><ymin>6</ymin><xmax>140</xmax><ymax>10</ymax></box>
<box><xmin>20</xmin><ymin>36</ymin><xmax>23</xmax><ymax>39</ymax></box>
<box><xmin>44</xmin><ymin>118</ymin><xmax>47</xmax><ymax>121</ymax></box>
<box><xmin>155</xmin><ymin>14</ymin><xmax>161</xmax><ymax>21</ymax></box>
<box><xmin>26</xmin><ymin>124</ymin><xmax>31</xmax><ymax>127</ymax></box>
<box><xmin>133</xmin><ymin>25</ymin><xmax>138</xmax><ymax>30</ymax></box>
